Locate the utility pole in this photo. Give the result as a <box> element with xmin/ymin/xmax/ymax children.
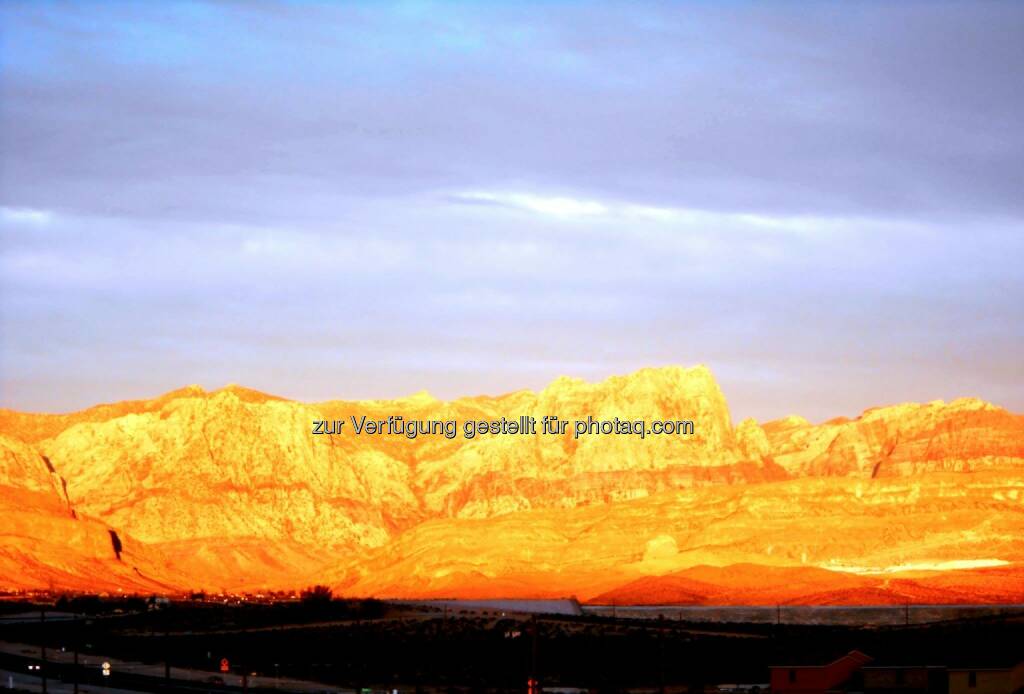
<box><xmin>40</xmin><ymin>608</ymin><xmax>47</xmax><ymax>694</ymax></box>
<box><xmin>658</xmin><ymin>621</ymin><xmax>666</xmax><ymax>694</ymax></box>
<box><xmin>530</xmin><ymin>615</ymin><xmax>539</xmax><ymax>694</ymax></box>
<box><xmin>240</xmin><ymin>636</ymin><xmax>249</xmax><ymax>694</ymax></box>
<box><xmin>73</xmin><ymin>612</ymin><xmax>79</xmax><ymax>694</ymax></box>
<box><xmin>164</xmin><ymin>604</ymin><xmax>171</xmax><ymax>684</ymax></box>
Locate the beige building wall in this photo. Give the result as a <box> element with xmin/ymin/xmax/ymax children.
<box><xmin>949</xmin><ymin>665</ymin><xmax>1024</xmax><ymax>694</ymax></box>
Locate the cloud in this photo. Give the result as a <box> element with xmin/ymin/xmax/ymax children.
<box><xmin>3</xmin><ymin>2</ymin><xmax>1023</xmax><ymax>225</ymax></box>
<box><xmin>1</xmin><ymin>207</ymin><xmax>53</xmax><ymax>225</ymax></box>
<box><xmin>454</xmin><ymin>191</ymin><xmax>608</xmax><ymax>219</ymax></box>
<box><xmin>0</xmin><ymin>1</ymin><xmax>1022</xmax><ymax>421</ymax></box>
<box><xmin>450</xmin><ymin>190</ymin><xmax>895</xmax><ymax>240</ymax></box>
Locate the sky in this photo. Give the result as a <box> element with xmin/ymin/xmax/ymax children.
<box><xmin>1</xmin><ymin>1</ymin><xmax>1022</xmax><ymax>422</ymax></box>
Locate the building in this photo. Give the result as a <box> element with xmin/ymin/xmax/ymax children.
<box><xmin>861</xmin><ymin>664</ymin><xmax>948</xmax><ymax>694</ymax></box>
<box><xmin>770</xmin><ymin>650</ymin><xmax>874</xmax><ymax>694</ymax></box>
<box><xmin>948</xmin><ymin>659</ymin><xmax>1024</xmax><ymax>694</ymax></box>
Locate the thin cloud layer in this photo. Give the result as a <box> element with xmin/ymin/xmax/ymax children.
<box><xmin>1</xmin><ymin>1</ymin><xmax>1022</xmax><ymax>421</ymax></box>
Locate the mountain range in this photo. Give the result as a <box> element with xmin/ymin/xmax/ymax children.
<box><xmin>2</xmin><ymin>365</ymin><xmax>1023</xmax><ymax>604</ymax></box>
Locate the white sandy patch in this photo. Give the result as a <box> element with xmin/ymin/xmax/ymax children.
<box><xmin>822</xmin><ymin>559</ymin><xmax>1009</xmax><ymax>575</ymax></box>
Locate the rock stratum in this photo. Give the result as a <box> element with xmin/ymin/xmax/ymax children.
<box><xmin>1</xmin><ymin>365</ymin><xmax>1023</xmax><ymax>604</ymax></box>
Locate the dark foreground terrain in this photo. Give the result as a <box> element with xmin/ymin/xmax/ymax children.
<box><xmin>2</xmin><ymin>597</ymin><xmax>1023</xmax><ymax>693</ymax></box>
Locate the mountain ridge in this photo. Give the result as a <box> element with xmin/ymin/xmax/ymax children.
<box><xmin>1</xmin><ymin>365</ymin><xmax>1022</xmax><ymax>601</ymax></box>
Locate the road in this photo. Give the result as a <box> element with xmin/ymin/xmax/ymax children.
<box><xmin>0</xmin><ymin>643</ymin><xmax>345</xmax><ymax>694</ymax></box>
<box><xmin>1</xmin><ymin>667</ymin><xmax>143</xmax><ymax>694</ymax></box>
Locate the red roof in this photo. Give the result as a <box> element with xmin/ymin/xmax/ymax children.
<box><xmin>770</xmin><ymin>650</ymin><xmax>873</xmax><ymax>694</ymax></box>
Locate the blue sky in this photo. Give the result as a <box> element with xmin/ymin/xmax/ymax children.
<box><xmin>1</xmin><ymin>1</ymin><xmax>1022</xmax><ymax>421</ymax></box>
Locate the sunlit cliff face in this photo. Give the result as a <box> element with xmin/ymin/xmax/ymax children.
<box><xmin>2</xmin><ymin>365</ymin><xmax>1023</xmax><ymax>603</ymax></box>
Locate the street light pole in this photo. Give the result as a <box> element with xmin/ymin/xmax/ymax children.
<box><xmin>73</xmin><ymin>612</ymin><xmax>79</xmax><ymax>694</ymax></box>
<box><xmin>40</xmin><ymin>608</ymin><xmax>48</xmax><ymax>694</ymax></box>
<box><xmin>530</xmin><ymin>615</ymin><xmax>539</xmax><ymax>693</ymax></box>
<box><xmin>164</xmin><ymin>605</ymin><xmax>171</xmax><ymax>684</ymax></box>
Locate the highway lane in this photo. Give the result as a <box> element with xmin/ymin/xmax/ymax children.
<box><xmin>0</xmin><ymin>643</ymin><xmax>343</xmax><ymax>694</ymax></box>
<box><xmin>1</xmin><ymin>667</ymin><xmax>144</xmax><ymax>694</ymax></box>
